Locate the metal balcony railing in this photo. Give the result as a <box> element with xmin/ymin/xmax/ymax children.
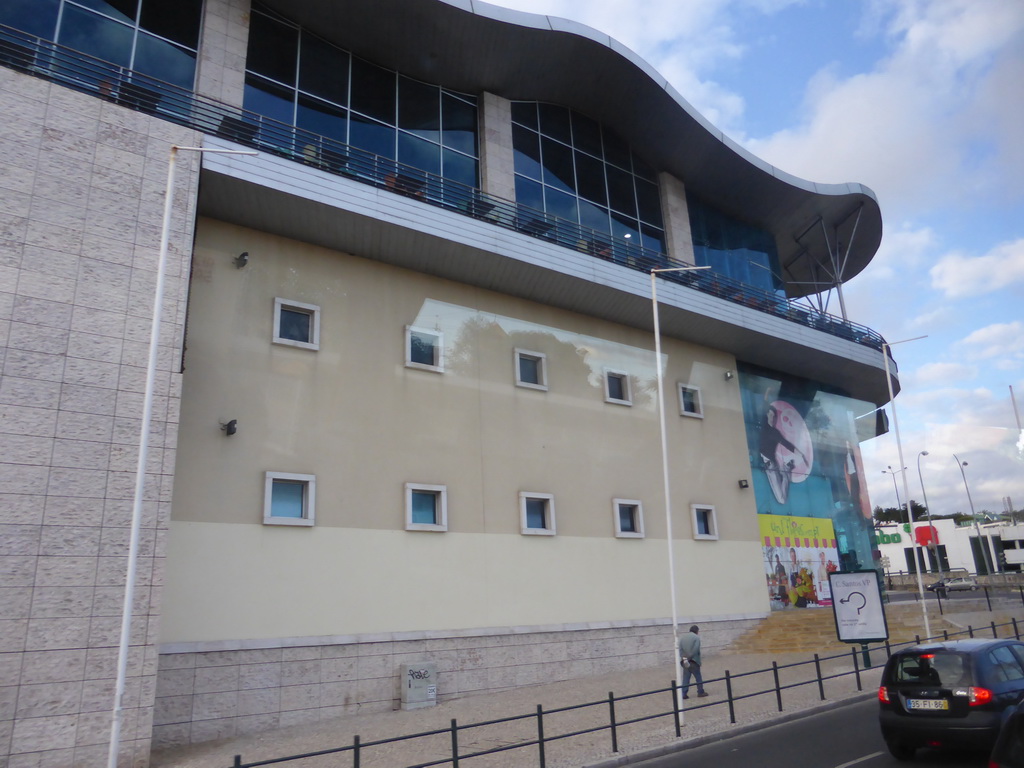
<box><xmin>0</xmin><ymin>24</ymin><xmax>886</xmax><ymax>352</ymax></box>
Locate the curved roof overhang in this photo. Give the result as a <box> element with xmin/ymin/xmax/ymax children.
<box><xmin>255</xmin><ymin>0</ymin><xmax>883</xmax><ymax>299</ymax></box>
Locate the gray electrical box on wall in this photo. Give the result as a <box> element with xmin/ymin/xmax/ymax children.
<box><xmin>400</xmin><ymin>662</ymin><xmax>438</xmax><ymax>710</ymax></box>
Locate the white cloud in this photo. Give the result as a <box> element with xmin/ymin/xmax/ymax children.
<box><xmin>930</xmin><ymin>239</ymin><xmax>1024</xmax><ymax>298</ymax></box>
<box><xmin>912</xmin><ymin>362</ymin><xmax>976</xmax><ymax>387</ymax></box>
<box><xmin>957</xmin><ymin>321</ymin><xmax>1024</xmax><ymax>363</ymax></box>
<box><xmin>744</xmin><ymin>0</ymin><xmax>1024</xmax><ymax>220</ymax></box>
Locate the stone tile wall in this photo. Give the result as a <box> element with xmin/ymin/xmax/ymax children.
<box><xmin>152</xmin><ymin>618</ymin><xmax>757</xmax><ymax>750</ymax></box>
<box><xmin>0</xmin><ymin>65</ymin><xmax>200</xmax><ymax>767</ymax></box>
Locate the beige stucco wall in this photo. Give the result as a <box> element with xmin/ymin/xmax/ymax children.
<box><xmin>162</xmin><ymin>218</ymin><xmax>764</xmax><ymax>645</ymax></box>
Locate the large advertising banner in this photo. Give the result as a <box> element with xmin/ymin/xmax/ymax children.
<box><xmin>761</xmin><ymin>515</ymin><xmax>840</xmax><ymax>609</ymax></box>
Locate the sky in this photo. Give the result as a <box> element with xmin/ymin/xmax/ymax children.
<box><xmin>492</xmin><ymin>0</ymin><xmax>1024</xmax><ymax>522</ymax></box>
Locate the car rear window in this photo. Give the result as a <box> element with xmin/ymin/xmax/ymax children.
<box><xmin>892</xmin><ymin>652</ymin><xmax>970</xmax><ymax>686</ymax></box>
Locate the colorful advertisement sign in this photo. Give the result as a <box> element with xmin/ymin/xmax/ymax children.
<box><xmin>761</xmin><ymin>515</ymin><xmax>840</xmax><ymax>609</ymax></box>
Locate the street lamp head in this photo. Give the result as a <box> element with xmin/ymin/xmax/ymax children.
<box><xmin>920</xmin><ymin>450</ymin><xmax>929</xmax><ymax>457</ymax></box>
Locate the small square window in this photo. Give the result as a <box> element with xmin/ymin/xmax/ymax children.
<box><xmin>264</xmin><ymin>472</ymin><xmax>316</xmax><ymax>526</ymax></box>
<box><xmin>273</xmin><ymin>298</ymin><xmax>320</xmax><ymax>350</ymax></box>
<box><xmin>614</xmin><ymin>498</ymin><xmax>644</xmax><ymax>538</ymax></box>
<box><xmin>405</xmin><ymin>483</ymin><xmax>448</xmax><ymax>531</ymax></box>
<box><xmin>520</xmin><ymin>492</ymin><xmax>556</xmax><ymax>535</ymax></box>
<box><xmin>515</xmin><ymin>349</ymin><xmax>548</xmax><ymax>390</ymax></box>
<box><xmin>406</xmin><ymin>325</ymin><xmax>444</xmax><ymax>371</ymax></box>
<box><xmin>691</xmin><ymin>504</ymin><xmax>718</xmax><ymax>540</ymax></box>
<box><xmin>604</xmin><ymin>369</ymin><xmax>632</xmax><ymax>405</ymax></box>
<box><xmin>678</xmin><ymin>384</ymin><xmax>703</xmax><ymax>418</ymax></box>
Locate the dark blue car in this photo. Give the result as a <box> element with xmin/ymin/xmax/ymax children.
<box><xmin>878</xmin><ymin>639</ymin><xmax>1024</xmax><ymax>760</ymax></box>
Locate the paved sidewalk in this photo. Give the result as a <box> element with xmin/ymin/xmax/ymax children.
<box><xmin>150</xmin><ymin>647</ymin><xmax>883</xmax><ymax>768</ymax></box>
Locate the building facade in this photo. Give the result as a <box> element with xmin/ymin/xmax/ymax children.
<box><xmin>0</xmin><ymin>0</ymin><xmax>894</xmax><ymax>763</ymax></box>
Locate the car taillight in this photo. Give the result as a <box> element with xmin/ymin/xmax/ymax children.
<box><xmin>969</xmin><ymin>686</ymin><xmax>993</xmax><ymax>706</ymax></box>
<box><xmin>878</xmin><ymin>686</ymin><xmax>890</xmax><ymax>703</ymax></box>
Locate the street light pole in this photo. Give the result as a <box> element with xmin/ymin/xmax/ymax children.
<box><xmin>650</xmin><ymin>264</ymin><xmax>710</xmax><ymax>715</ymax></box>
<box><xmin>882</xmin><ymin>465</ymin><xmax>904</xmax><ymax>510</ymax></box>
<box><xmin>108</xmin><ymin>144</ymin><xmax>256</xmax><ymax>768</ymax></box>
<box><xmin>953</xmin><ymin>455</ymin><xmax>989</xmax><ymax>575</ymax></box>
<box><xmin>881</xmin><ymin>337</ymin><xmax>930</xmax><ymax>638</ymax></box>
<box><xmin>916</xmin><ymin>451</ymin><xmax>940</xmax><ymax>573</ymax></box>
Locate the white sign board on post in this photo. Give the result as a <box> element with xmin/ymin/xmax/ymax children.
<box><xmin>829</xmin><ymin>570</ymin><xmax>889</xmax><ymax>644</ymax></box>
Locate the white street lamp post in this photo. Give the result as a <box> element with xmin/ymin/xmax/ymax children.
<box><xmin>916</xmin><ymin>451</ymin><xmax>939</xmax><ymax>573</ymax></box>
<box><xmin>881</xmin><ymin>465</ymin><xmax>904</xmax><ymax>510</ymax></box>
<box><xmin>953</xmin><ymin>455</ymin><xmax>989</xmax><ymax>575</ymax></box>
<box><xmin>650</xmin><ymin>265</ymin><xmax>710</xmax><ymax>716</ymax></box>
<box><xmin>881</xmin><ymin>337</ymin><xmax>930</xmax><ymax>638</ymax></box>
<box><xmin>108</xmin><ymin>144</ymin><xmax>256</xmax><ymax>768</ymax></box>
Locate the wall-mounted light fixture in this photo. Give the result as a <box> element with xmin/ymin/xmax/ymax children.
<box><xmin>738</xmin><ymin>479</ymin><xmax>749</xmax><ymax>489</ymax></box>
<box><xmin>724</xmin><ymin>370</ymin><xmax>735</xmax><ymax>380</ymax></box>
<box><xmin>220</xmin><ymin>419</ymin><xmax>237</xmax><ymax>436</ymax></box>
<box><xmin>234</xmin><ymin>252</ymin><xmax>249</xmax><ymax>268</ymax></box>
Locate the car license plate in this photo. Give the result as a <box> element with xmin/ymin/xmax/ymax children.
<box><xmin>907</xmin><ymin>699</ymin><xmax>948</xmax><ymax>710</ymax></box>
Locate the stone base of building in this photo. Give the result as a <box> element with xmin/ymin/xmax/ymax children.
<box><xmin>152</xmin><ymin>616</ymin><xmax>762</xmax><ymax>749</ymax></box>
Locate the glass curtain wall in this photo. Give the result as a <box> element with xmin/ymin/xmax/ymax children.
<box><xmin>510</xmin><ymin>101</ymin><xmax>665</xmax><ymax>255</ymax></box>
<box><xmin>687</xmin><ymin>194</ymin><xmax>784</xmax><ymax>294</ymax></box>
<box><xmin>739</xmin><ymin>365</ymin><xmax>881</xmax><ymax>609</ymax></box>
<box><xmin>0</xmin><ymin>0</ymin><xmax>203</xmax><ymax>90</ymax></box>
<box><xmin>244</xmin><ymin>3</ymin><xmax>479</xmax><ymax>188</ymax></box>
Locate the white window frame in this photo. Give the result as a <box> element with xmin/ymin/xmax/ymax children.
<box><xmin>514</xmin><ymin>348</ymin><xmax>548</xmax><ymax>391</ymax></box>
<box><xmin>273</xmin><ymin>298</ymin><xmax>321</xmax><ymax>351</ymax></box>
<box><xmin>405</xmin><ymin>483</ymin><xmax>448</xmax><ymax>532</ymax></box>
<box><xmin>604</xmin><ymin>368</ymin><xmax>632</xmax><ymax>406</ymax></box>
<box><xmin>520</xmin><ymin>492</ymin><xmax>556</xmax><ymax>536</ymax></box>
<box><xmin>691</xmin><ymin>503</ymin><xmax>718</xmax><ymax>540</ymax></box>
<box><xmin>405</xmin><ymin>325</ymin><xmax>444</xmax><ymax>372</ymax></box>
<box><xmin>263</xmin><ymin>471</ymin><xmax>316</xmax><ymax>527</ymax></box>
<box><xmin>678</xmin><ymin>383</ymin><xmax>704</xmax><ymax>419</ymax></box>
<box><xmin>613</xmin><ymin>498</ymin><xmax>645</xmax><ymax>539</ymax></box>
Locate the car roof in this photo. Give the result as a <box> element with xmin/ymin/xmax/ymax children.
<box><xmin>897</xmin><ymin>638</ymin><xmax>1016</xmax><ymax>655</ymax></box>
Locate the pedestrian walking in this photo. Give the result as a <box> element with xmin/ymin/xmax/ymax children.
<box><xmin>678</xmin><ymin>624</ymin><xmax>709</xmax><ymax>699</ymax></box>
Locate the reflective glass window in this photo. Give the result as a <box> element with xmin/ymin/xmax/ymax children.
<box><xmin>512</xmin><ymin>124</ymin><xmax>542</xmax><ymax>180</ymax></box>
<box><xmin>134</xmin><ymin>32</ymin><xmax>196</xmax><ymax>89</ymax></box>
<box><xmin>58</xmin><ymin>6</ymin><xmax>133</xmax><ymax>67</ymax></box>
<box><xmin>299</xmin><ymin>33</ymin><xmax>348</xmax><ymax>105</ymax></box>
<box><xmin>243</xmin><ymin>4</ymin><xmax>476</xmax><ymax>186</ymax></box>
<box><xmin>510</xmin><ymin>100</ymin><xmax>537</xmax><ymax>130</ymax></box>
<box><xmin>515</xmin><ymin>176</ymin><xmax>544</xmax><ymax>212</ymax></box>
<box><xmin>0</xmin><ymin>0</ymin><xmax>59</xmax><ymax>38</ymax></box>
<box><xmin>688</xmin><ymin>193</ymin><xmax>782</xmax><ymax>291</ymax></box>
<box><xmin>575</xmin><ymin>151</ymin><xmax>607</xmax><ymax>207</ymax></box>
<box><xmin>244</xmin><ymin>75</ymin><xmax>294</xmax><ymax>124</ymax></box>
<box><xmin>297</xmin><ymin>95</ymin><xmax>348</xmax><ymax>143</ymax></box>
<box><xmin>351</xmin><ymin>57</ymin><xmax>395</xmax><ymax>123</ymax></box>
<box><xmin>545</xmin><ymin>187</ymin><xmax>578</xmax><ymax>223</ymax></box>
<box><xmin>442</xmin><ymin>93</ymin><xmax>477</xmax><ymax>154</ymax></box>
<box><xmin>247</xmin><ymin>11</ymin><xmax>298</xmax><ymax>85</ymax></box>
<box><xmin>349</xmin><ymin>112</ymin><xmax>395</xmax><ymax>159</ymax></box>
<box><xmin>538</xmin><ymin>103</ymin><xmax>571</xmax><ymax>144</ymax></box>
<box><xmin>579</xmin><ymin>200</ymin><xmax>611</xmax><ymax>235</ymax></box>
<box><xmin>641</xmin><ymin>224</ymin><xmax>665</xmax><ymax>254</ymax></box>
<box><xmin>140</xmin><ymin>0</ymin><xmax>201</xmax><ymax>47</ymax></box>
<box><xmin>442</xmin><ymin>149</ymin><xmax>477</xmax><ymax>188</ymax></box>
<box><xmin>636</xmin><ymin>179</ymin><xmax>663</xmax><ymax>227</ymax></box>
<box><xmin>398</xmin><ymin>133</ymin><xmax>441</xmax><ymax>175</ymax></box>
<box><xmin>572</xmin><ymin>112</ymin><xmax>602</xmax><ymax>158</ymax></box>
<box><xmin>77</xmin><ymin>0</ymin><xmax>137</xmax><ymax>24</ymax></box>
<box><xmin>603</xmin><ymin>131</ymin><xmax>631</xmax><ymax>170</ymax></box>
<box><xmin>399</xmin><ymin>76</ymin><xmax>440</xmax><ymax>141</ymax></box>
<box><xmin>610</xmin><ymin>211</ymin><xmax>640</xmax><ymax>241</ymax></box>
<box><xmin>540</xmin><ymin>137</ymin><xmax>574</xmax><ymax>194</ymax></box>
<box><xmin>606</xmin><ymin>166</ymin><xmax>637</xmax><ymax>217</ymax></box>
<box><xmin>511</xmin><ymin>101</ymin><xmax>662</xmax><ymax>255</ymax></box>
<box><xmin>632</xmin><ymin>153</ymin><xmax>657</xmax><ymax>183</ymax></box>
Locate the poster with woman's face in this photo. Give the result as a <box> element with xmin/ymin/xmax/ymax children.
<box><xmin>759</xmin><ymin>400</ymin><xmax>813</xmax><ymax>504</ymax></box>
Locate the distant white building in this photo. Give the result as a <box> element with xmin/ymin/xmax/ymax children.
<box><xmin>874</xmin><ymin>518</ymin><xmax>1022</xmax><ymax>576</ymax></box>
